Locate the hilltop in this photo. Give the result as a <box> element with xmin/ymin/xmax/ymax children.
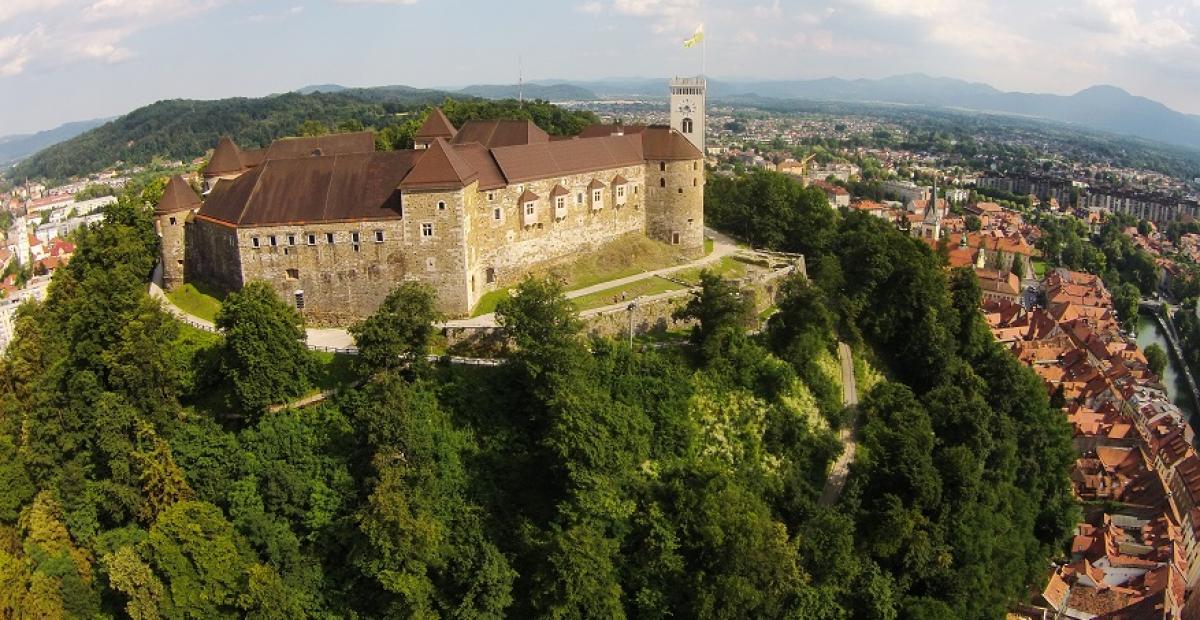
<box><xmin>7</xmin><ymin>90</ymin><xmax>442</xmax><ymax>182</ymax></box>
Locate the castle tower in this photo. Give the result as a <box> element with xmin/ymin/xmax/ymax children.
<box><xmin>154</xmin><ymin>175</ymin><xmax>202</xmax><ymax>289</ymax></box>
<box><xmin>644</xmin><ymin>126</ymin><xmax>705</xmax><ymax>257</ymax></box>
<box><xmin>669</xmin><ymin>77</ymin><xmax>706</xmax><ymax>154</ymax></box>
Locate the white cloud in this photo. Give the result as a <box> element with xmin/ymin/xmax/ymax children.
<box><xmin>611</xmin><ymin>0</ymin><xmax>700</xmax><ymax>33</ymax></box>
<box><xmin>246</xmin><ymin>5</ymin><xmax>304</xmax><ymax>23</ymax></box>
<box><xmin>0</xmin><ymin>25</ymin><xmax>44</xmax><ymax>76</ymax></box>
<box><xmin>0</xmin><ymin>0</ymin><xmax>63</xmax><ymax>25</ymax></box>
<box><xmin>578</xmin><ymin>1</ymin><xmax>604</xmax><ymax>14</ymax></box>
<box><xmin>0</xmin><ymin>0</ymin><xmax>222</xmax><ymax>77</ymax></box>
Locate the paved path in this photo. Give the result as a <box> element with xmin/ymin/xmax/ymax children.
<box><xmin>819</xmin><ymin>341</ymin><xmax>860</xmax><ymax>507</ymax></box>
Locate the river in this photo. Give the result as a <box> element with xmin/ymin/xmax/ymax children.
<box><xmin>1136</xmin><ymin>312</ymin><xmax>1198</xmax><ymax>420</ymax></box>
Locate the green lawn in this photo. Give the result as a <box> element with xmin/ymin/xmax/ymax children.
<box><xmin>311</xmin><ymin>351</ymin><xmax>357</xmax><ymax>393</ymax></box>
<box><xmin>166</xmin><ymin>283</ymin><xmax>224</xmax><ymax>322</ymax></box>
<box><xmin>705</xmin><ymin>238</ymin><xmax>714</xmax><ymax>254</ymax></box>
<box><xmin>471</xmin><ymin>234</ymin><xmax>694</xmax><ymax>317</ymax></box>
<box><xmin>472</xmin><ymin>288</ymin><xmax>512</xmax><ymax>317</ymax></box>
<box><xmin>570</xmin><ymin>276</ymin><xmax>685</xmax><ymax>311</ymax></box>
<box><xmin>1031</xmin><ymin>258</ymin><xmax>1048</xmax><ymax>279</ymax></box>
<box><xmin>674</xmin><ymin>256</ymin><xmax>750</xmax><ymax>285</ymax></box>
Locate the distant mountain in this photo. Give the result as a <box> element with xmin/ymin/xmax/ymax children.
<box><xmin>0</xmin><ymin>118</ymin><xmax>110</xmax><ymax>167</ymax></box>
<box><xmin>458</xmin><ymin>83</ymin><xmax>596</xmax><ymax>101</ymax></box>
<box><xmin>296</xmin><ymin>84</ymin><xmax>348</xmax><ymax>94</ymax></box>
<box><xmin>541</xmin><ymin>74</ymin><xmax>1200</xmax><ymax>152</ymax></box>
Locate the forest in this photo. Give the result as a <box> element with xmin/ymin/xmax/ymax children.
<box><xmin>0</xmin><ymin>170</ymin><xmax>1075</xmax><ymax>618</ymax></box>
<box><xmin>8</xmin><ymin>91</ymin><xmax>598</xmax><ymax>184</ymax></box>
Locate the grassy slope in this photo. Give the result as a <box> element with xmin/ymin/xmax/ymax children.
<box><xmin>166</xmin><ymin>283</ymin><xmax>224</xmax><ymax>322</ymax></box>
<box><xmin>472</xmin><ymin>234</ymin><xmax>693</xmax><ymax>316</ymax></box>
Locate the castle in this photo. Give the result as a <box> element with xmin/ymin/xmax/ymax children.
<box><xmin>154</xmin><ymin>79</ymin><xmax>707</xmax><ymax>323</ymax></box>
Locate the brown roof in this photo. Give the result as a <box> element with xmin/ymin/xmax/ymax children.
<box><xmin>414</xmin><ymin>107</ymin><xmax>457</xmax><ymax>142</ymax></box>
<box><xmin>206</xmin><ymin>136</ymin><xmax>246</xmax><ymax>177</ymax></box>
<box><xmin>263</xmin><ymin>132</ymin><xmax>375</xmax><ymax>161</ymax></box>
<box><xmin>198</xmin><ymin>151</ymin><xmax>417</xmax><ymax>226</ymax></box>
<box><xmin>640</xmin><ymin>126</ymin><xmax>702</xmax><ymax>161</ymax></box>
<box><xmin>399</xmin><ymin>138</ymin><xmax>478</xmax><ymax>191</ymax></box>
<box><xmin>450</xmin><ymin>143</ymin><xmax>506</xmax><ymax>191</ymax></box>
<box><xmin>517</xmin><ymin>189</ymin><xmax>539</xmax><ymax>203</ymax></box>
<box><xmin>611</xmin><ymin>174</ymin><xmax>629</xmax><ymax>186</ymax></box>
<box><xmin>549</xmin><ymin>184</ymin><xmax>569</xmax><ymax>198</ymax></box>
<box><xmin>587</xmin><ymin>178</ymin><xmax>606</xmax><ymax>191</ymax></box>
<box><xmin>451</xmin><ymin>120</ymin><xmax>549</xmax><ymax>148</ymax></box>
<box><xmin>155</xmin><ymin>175</ymin><xmax>201</xmax><ymax>215</ymax></box>
<box><xmin>491</xmin><ymin>134</ymin><xmax>643</xmax><ymax>184</ymax></box>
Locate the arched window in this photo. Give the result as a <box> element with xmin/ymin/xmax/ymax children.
<box><xmin>659</xmin><ymin>162</ymin><xmax>666</xmax><ymax>171</ymax></box>
<box><xmin>682</xmin><ymin>117</ymin><xmax>693</xmax><ymax>134</ymax></box>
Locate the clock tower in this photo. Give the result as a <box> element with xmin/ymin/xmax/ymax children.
<box><xmin>669</xmin><ymin>76</ymin><xmax>706</xmax><ymax>154</ymax></box>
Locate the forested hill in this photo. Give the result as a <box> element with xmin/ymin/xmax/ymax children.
<box><xmin>7</xmin><ymin>90</ymin><xmax>598</xmax><ymax>183</ymax></box>
<box><xmin>0</xmin><ymin>169</ymin><xmax>1074</xmax><ymax>617</ymax></box>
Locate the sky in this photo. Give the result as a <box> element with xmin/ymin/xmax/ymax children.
<box><xmin>1</xmin><ymin>0</ymin><xmax>1199</xmax><ymax>135</ymax></box>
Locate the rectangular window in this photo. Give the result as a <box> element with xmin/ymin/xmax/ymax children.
<box><xmin>422</xmin><ymin>223</ymin><xmax>433</xmax><ymax>237</ymax></box>
<box><xmin>576</xmin><ymin>192</ymin><xmax>584</xmax><ymax>205</ymax></box>
<box><xmin>616</xmin><ymin>186</ymin><xmax>625</xmax><ymax>199</ymax></box>
<box><xmin>374</xmin><ymin>230</ymin><xmax>384</xmax><ymax>243</ymax></box>
<box><xmin>525</xmin><ymin>203</ymin><xmax>535</xmax><ymax>216</ymax></box>
<box><xmin>593</xmin><ymin>190</ymin><xmax>602</xmax><ymax>204</ymax></box>
<box><xmin>251</xmin><ymin>236</ymin><xmax>260</xmax><ymax>248</ymax></box>
<box><xmin>487</xmin><ymin>192</ymin><xmax>495</xmax><ymax>201</ymax></box>
<box><xmin>351</xmin><ymin>231</ymin><xmax>360</xmax><ymax>244</ymax></box>
<box><xmin>287</xmin><ymin>235</ymin><xmax>296</xmax><ymax>246</ymax></box>
<box><xmin>307</xmin><ymin>234</ymin><xmax>316</xmax><ymax>246</ymax></box>
<box><xmin>286</xmin><ymin>268</ymin><xmax>299</xmax><ymax>280</ymax></box>
<box><xmin>269</xmin><ymin>235</ymin><xmax>277</xmax><ymax>247</ymax></box>
<box><xmin>168</xmin><ymin>216</ymin><xmax>176</xmax><ymax>226</ymax></box>
<box><xmin>326</xmin><ymin>232</ymin><xmax>335</xmax><ymax>244</ymax></box>
<box><xmin>294</xmin><ymin>291</ymin><xmax>304</xmax><ymax>309</ymax></box>
<box><xmin>493</xmin><ymin>207</ymin><xmax>502</xmax><ymax>221</ymax></box>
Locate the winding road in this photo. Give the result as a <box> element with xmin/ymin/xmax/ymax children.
<box><xmin>818</xmin><ymin>341</ymin><xmax>860</xmax><ymax>507</ymax></box>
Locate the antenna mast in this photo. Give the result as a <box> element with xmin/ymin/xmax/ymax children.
<box><xmin>518</xmin><ymin>55</ymin><xmax>524</xmax><ymax>106</ymax></box>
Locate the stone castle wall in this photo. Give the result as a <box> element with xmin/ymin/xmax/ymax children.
<box><xmin>181</xmin><ymin>158</ymin><xmax>705</xmax><ymax>324</ymax></box>
<box><xmin>645</xmin><ymin>159</ymin><xmax>705</xmax><ymax>256</ymax></box>
<box><xmin>184</xmin><ymin>217</ymin><xmax>244</xmax><ymax>295</ymax></box>
<box><xmin>157</xmin><ymin>211</ymin><xmax>189</xmax><ymax>288</ymax></box>
<box><xmin>466</xmin><ymin>165</ymin><xmax>647</xmax><ymax>298</ymax></box>
<box><xmin>233</xmin><ymin>218</ymin><xmax>411</xmax><ymax>325</ymax></box>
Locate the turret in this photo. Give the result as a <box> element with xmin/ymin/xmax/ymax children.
<box><xmin>154</xmin><ymin>175</ymin><xmax>202</xmax><ymax>289</ymax></box>
<box><xmin>643</xmin><ymin>126</ymin><xmax>704</xmax><ymax>256</ymax></box>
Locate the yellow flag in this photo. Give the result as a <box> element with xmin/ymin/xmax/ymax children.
<box><xmin>683</xmin><ymin>24</ymin><xmax>704</xmax><ymax>48</ymax></box>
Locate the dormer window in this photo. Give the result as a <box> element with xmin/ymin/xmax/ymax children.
<box><xmin>555</xmin><ymin>196</ymin><xmax>567</xmax><ymax>219</ymax></box>
<box><xmin>523</xmin><ymin>201</ymin><xmax>537</xmax><ymax>226</ymax></box>
<box><xmin>592</xmin><ymin>190</ymin><xmax>602</xmax><ymax>207</ymax></box>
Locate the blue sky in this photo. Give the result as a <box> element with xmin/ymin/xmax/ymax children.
<box><xmin>1</xmin><ymin>0</ymin><xmax>1199</xmax><ymax>135</ymax></box>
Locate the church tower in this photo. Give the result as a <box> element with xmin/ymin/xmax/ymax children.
<box><xmin>669</xmin><ymin>77</ymin><xmax>706</xmax><ymax>154</ymax></box>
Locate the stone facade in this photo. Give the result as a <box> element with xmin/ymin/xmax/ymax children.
<box><xmin>184</xmin><ymin>217</ymin><xmax>244</xmax><ymax>294</ymax></box>
<box><xmin>166</xmin><ymin>91</ymin><xmax>707</xmax><ymax>324</ymax></box>
<box><xmin>156</xmin><ymin>212</ymin><xmax>189</xmax><ymax>288</ymax></box>
<box><xmin>466</xmin><ymin>164</ymin><xmax>648</xmax><ymax>296</ymax></box>
<box><xmin>645</xmin><ymin>159</ymin><xmax>705</xmax><ymax>254</ymax></box>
